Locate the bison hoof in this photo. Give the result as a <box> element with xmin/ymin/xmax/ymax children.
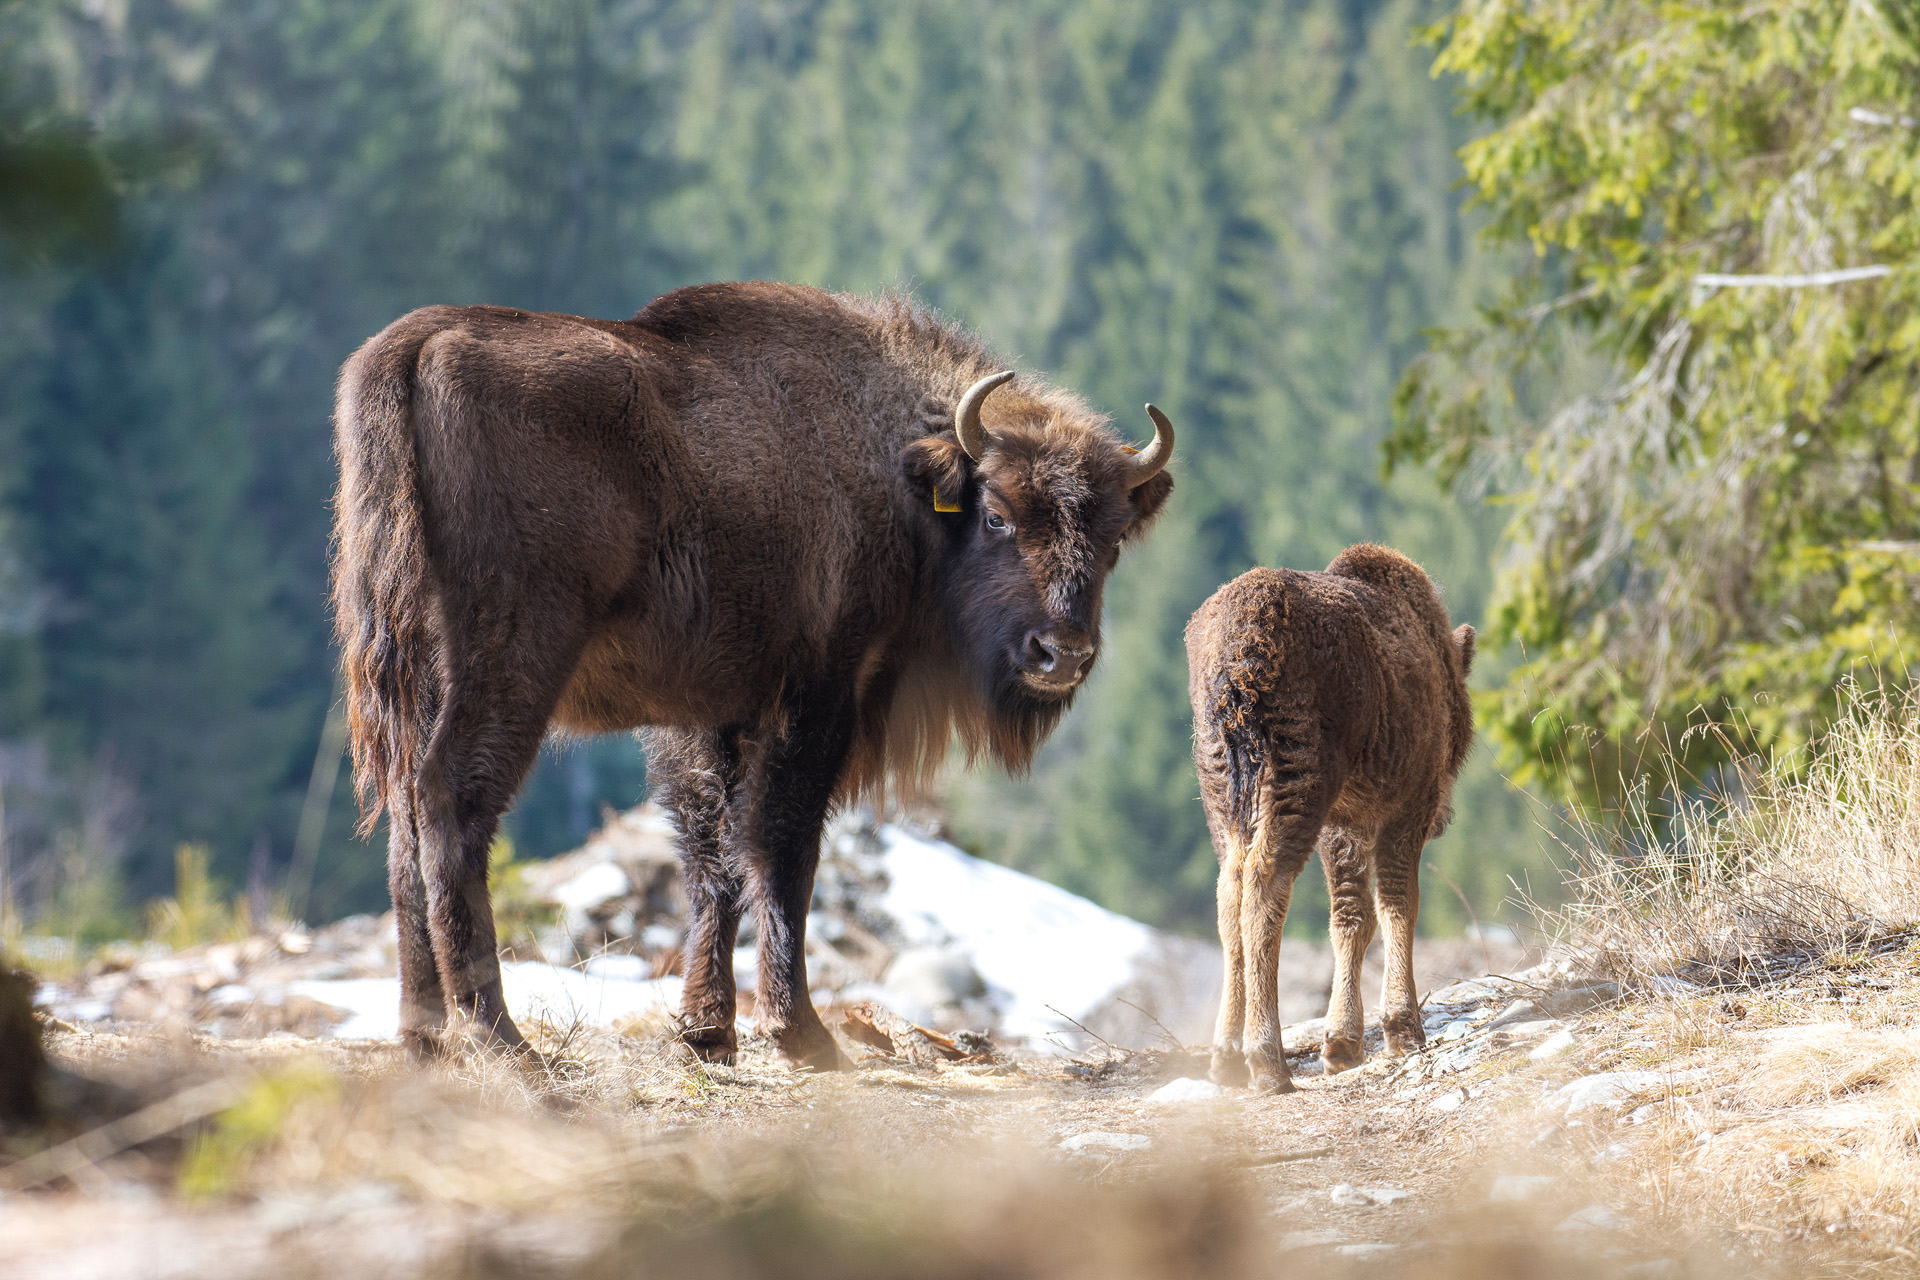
<box><xmin>1209</xmin><ymin>1045</ymin><xmax>1250</xmax><ymax>1088</ymax></box>
<box><xmin>400</xmin><ymin>1027</ymin><xmax>451</xmax><ymax>1061</ymax></box>
<box><xmin>1321</xmin><ymin>1035</ymin><xmax>1366</xmax><ymax>1074</ymax></box>
<box><xmin>773</xmin><ymin>1026</ymin><xmax>847</xmax><ymax>1073</ymax></box>
<box><xmin>678</xmin><ymin>1029</ymin><xmax>738</xmax><ymax>1066</ymax></box>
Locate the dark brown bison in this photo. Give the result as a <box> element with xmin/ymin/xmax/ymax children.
<box><xmin>1186</xmin><ymin>545</ymin><xmax>1473</xmax><ymax>1092</ymax></box>
<box><xmin>332</xmin><ymin>281</ymin><xmax>1174</xmax><ymax>1067</ymax></box>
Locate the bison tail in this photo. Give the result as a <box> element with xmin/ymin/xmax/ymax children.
<box><xmin>331</xmin><ymin>321</ymin><xmax>442</xmax><ymax>838</ymax></box>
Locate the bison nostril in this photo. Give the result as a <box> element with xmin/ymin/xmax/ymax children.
<box><xmin>1027</xmin><ymin>632</ymin><xmax>1091</xmax><ymax>681</ymax></box>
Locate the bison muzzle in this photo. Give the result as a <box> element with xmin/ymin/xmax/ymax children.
<box><xmin>332</xmin><ymin>282</ymin><xmax>1174</xmax><ymax>1066</ymax></box>
<box><xmin>1186</xmin><ymin>545</ymin><xmax>1473</xmax><ymax>1092</ymax></box>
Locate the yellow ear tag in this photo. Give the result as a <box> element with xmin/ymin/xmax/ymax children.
<box><xmin>933</xmin><ymin>491</ymin><xmax>961</xmax><ymax>513</ymax></box>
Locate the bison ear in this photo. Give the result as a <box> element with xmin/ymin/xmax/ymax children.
<box><xmin>1120</xmin><ymin>468</ymin><xmax>1173</xmax><ymax>544</ymax></box>
<box><xmin>902</xmin><ymin>435</ymin><xmax>973</xmax><ymax>514</ymax></box>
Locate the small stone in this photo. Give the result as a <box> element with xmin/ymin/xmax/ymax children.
<box><xmin>1528</xmin><ymin>1029</ymin><xmax>1578</xmax><ymax>1059</ymax></box>
<box><xmin>1438</xmin><ymin>1019</ymin><xmax>1475</xmax><ymax>1041</ymax></box>
<box><xmin>1059</xmin><ymin>1131</ymin><xmax>1151</xmax><ymax>1154</ymax></box>
<box><xmin>1146</xmin><ymin>1077</ymin><xmax>1224</xmax><ymax>1104</ymax></box>
<box><xmin>1485</xmin><ymin>1000</ymin><xmax>1541</xmax><ymax>1030</ymax></box>
<box><xmin>1489</xmin><ymin>1174</ymin><xmax>1554</xmax><ymax>1202</ymax></box>
<box><xmin>1331</xmin><ymin>1183</ymin><xmax>1410</xmax><ymax>1207</ymax></box>
<box><xmin>1556</xmin><ymin>1203</ymin><xmax>1631</xmax><ymax>1232</ymax></box>
<box><xmin>1428</xmin><ymin>1089</ymin><xmax>1466</xmax><ymax>1113</ymax></box>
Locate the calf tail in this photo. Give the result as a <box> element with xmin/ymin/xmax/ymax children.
<box><xmin>1206</xmin><ymin>662</ymin><xmax>1271</xmax><ymax>840</ymax></box>
<box><xmin>331</xmin><ymin>320</ymin><xmax>442</xmax><ymax>836</ymax></box>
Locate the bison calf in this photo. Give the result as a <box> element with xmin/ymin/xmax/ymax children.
<box><xmin>1186</xmin><ymin>545</ymin><xmax>1474</xmax><ymax>1092</ymax></box>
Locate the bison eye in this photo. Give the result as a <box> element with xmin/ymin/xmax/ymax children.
<box><xmin>985</xmin><ymin>512</ymin><xmax>1011</xmax><ymax>534</ymax></box>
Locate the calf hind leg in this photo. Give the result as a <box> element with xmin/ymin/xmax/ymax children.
<box><xmin>1320</xmin><ymin>827</ymin><xmax>1378</xmax><ymax>1073</ymax></box>
<box><xmin>1372</xmin><ymin>815</ymin><xmax>1431</xmax><ymax>1057</ymax></box>
<box><xmin>1209</xmin><ymin>848</ymin><xmax>1250</xmax><ymax>1087</ymax></box>
<box><xmin>1237</xmin><ymin>813</ymin><xmax>1318</xmax><ymax>1094</ymax></box>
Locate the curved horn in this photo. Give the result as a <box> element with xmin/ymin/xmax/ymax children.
<box><xmin>1128</xmin><ymin>405</ymin><xmax>1176</xmax><ymax>488</ymax></box>
<box><xmin>953</xmin><ymin>370</ymin><xmax>1015</xmax><ymax>462</ymax></box>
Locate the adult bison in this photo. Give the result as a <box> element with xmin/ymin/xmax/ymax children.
<box><xmin>332</xmin><ymin>282</ymin><xmax>1174</xmax><ymax>1068</ymax></box>
<box><xmin>1187</xmin><ymin>546</ymin><xmax>1473</xmax><ymax>1093</ymax></box>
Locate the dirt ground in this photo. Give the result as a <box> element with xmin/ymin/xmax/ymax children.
<box><xmin>10</xmin><ymin>933</ymin><xmax>1920</xmax><ymax>1279</ymax></box>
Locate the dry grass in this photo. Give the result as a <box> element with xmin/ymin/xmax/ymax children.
<box><xmin>1537</xmin><ymin>684</ymin><xmax>1920</xmax><ymax>988</ymax></box>
<box><xmin>1522</xmin><ymin>685</ymin><xmax>1920</xmax><ymax>1269</ymax></box>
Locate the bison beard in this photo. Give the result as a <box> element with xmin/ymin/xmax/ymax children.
<box><xmin>1186</xmin><ymin>546</ymin><xmax>1474</xmax><ymax>1093</ymax></box>
<box><xmin>331</xmin><ymin>282</ymin><xmax>1173</xmax><ymax>1065</ymax></box>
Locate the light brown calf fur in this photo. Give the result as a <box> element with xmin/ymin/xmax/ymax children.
<box><xmin>1186</xmin><ymin>545</ymin><xmax>1474</xmax><ymax>1092</ymax></box>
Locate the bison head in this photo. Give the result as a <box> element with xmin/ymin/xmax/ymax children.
<box><xmin>901</xmin><ymin>371</ymin><xmax>1174</xmax><ymax>734</ymax></box>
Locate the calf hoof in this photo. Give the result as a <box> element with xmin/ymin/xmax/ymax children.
<box><xmin>1382</xmin><ymin>1012</ymin><xmax>1427</xmax><ymax>1058</ymax></box>
<box><xmin>1245</xmin><ymin>1049</ymin><xmax>1297</xmax><ymax>1095</ymax></box>
<box><xmin>1321</xmin><ymin>1034</ymin><xmax>1367</xmax><ymax>1074</ymax></box>
<box><xmin>1209</xmin><ymin>1044</ymin><xmax>1250</xmax><ymax>1088</ymax></box>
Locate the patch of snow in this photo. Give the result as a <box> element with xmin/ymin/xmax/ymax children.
<box><xmin>1331</xmin><ymin>1184</ymin><xmax>1410</xmax><ymax>1208</ymax></box>
<box><xmin>876</xmin><ymin>825</ymin><xmax>1163</xmax><ymax>1043</ymax></box>
<box><xmin>1428</xmin><ymin>1089</ymin><xmax>1466</xmax><ymax>1113</ymax></box>
<box><xmin>287</xmin><ymin>964</ymin><xmax>684</xmax><ymax>1040</ymax></box>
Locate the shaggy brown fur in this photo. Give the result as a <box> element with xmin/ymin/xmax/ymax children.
<box><xmin>332</xmin><ymin>282</ymin><xmax>1172</xmax><ymax>1066</ymax></box>
<box><xmin>1186</xmin><ymin>545</ymin><xmax>1473</xmax><ymax>1092</ymax></box>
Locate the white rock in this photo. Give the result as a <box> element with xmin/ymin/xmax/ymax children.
<box><xmin>1146</xmin><ymin>1077</ymin><xmax>1224</xmax><ymax>1104</ymax></box>
<box><xmin>1059</xmin><ymin>1131</ymin><xmax>1152</xmax><ymax>1154</ymax></box>
<box><xmin>1438</xmin><ymin>1019</ymin><xmax>1475</xmax><ymax>1041</ymax></box>
<box><xmin>1528</xmin><ymin>1029</ymin><xmax>1578</xmax><ymax>1059</ymax></box>
<box><xmin>1556</xmin><ymin>1203</ymin><xmax>1631</xmax><ymax>1232</ymax></box>
<box><xmin>1488</xmin><ymin>1174</ymin><xmax>1554</xmax><ymax>1202</ymax></box>
<box><xmin>1546</xmin><ymin>1070</ymin><xmax>1706</xmax><ymax>1116</ymax></box>
<box><xmin>1428</xmin><ymin>1090</ymin><xmax>1466</xmax><ymax>1113</ymax></box>
<box><xmin>1337</xmin><ymin>1243</ymin><xmax>1399</xmax><ymax>1258</ymax></box>
<box><xmin>1330</xmin><ymin>1183</ymin><xmax>1410</xmax><ymax>1207</ymax></box>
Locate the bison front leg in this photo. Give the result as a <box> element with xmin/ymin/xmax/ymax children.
<box><xmin>652</xmin><ymin>727</ymin><xmax>747</xmax><ymax>1064</ymax></box>
<box><xmin>739</xmin><ymin>697</ymin><xmax>852</xmax><ymax>1072</ymax></box>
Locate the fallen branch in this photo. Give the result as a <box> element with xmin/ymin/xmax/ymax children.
<box><xmin>1241</xmin><ymin>1145</ymin><xmax>1336</xmax><ymax>1167</ymax></box>
<box><xmin>0</xmin><ymin>1077</ymin><xmax>243</xmax><ymax>1191</ymax></box>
